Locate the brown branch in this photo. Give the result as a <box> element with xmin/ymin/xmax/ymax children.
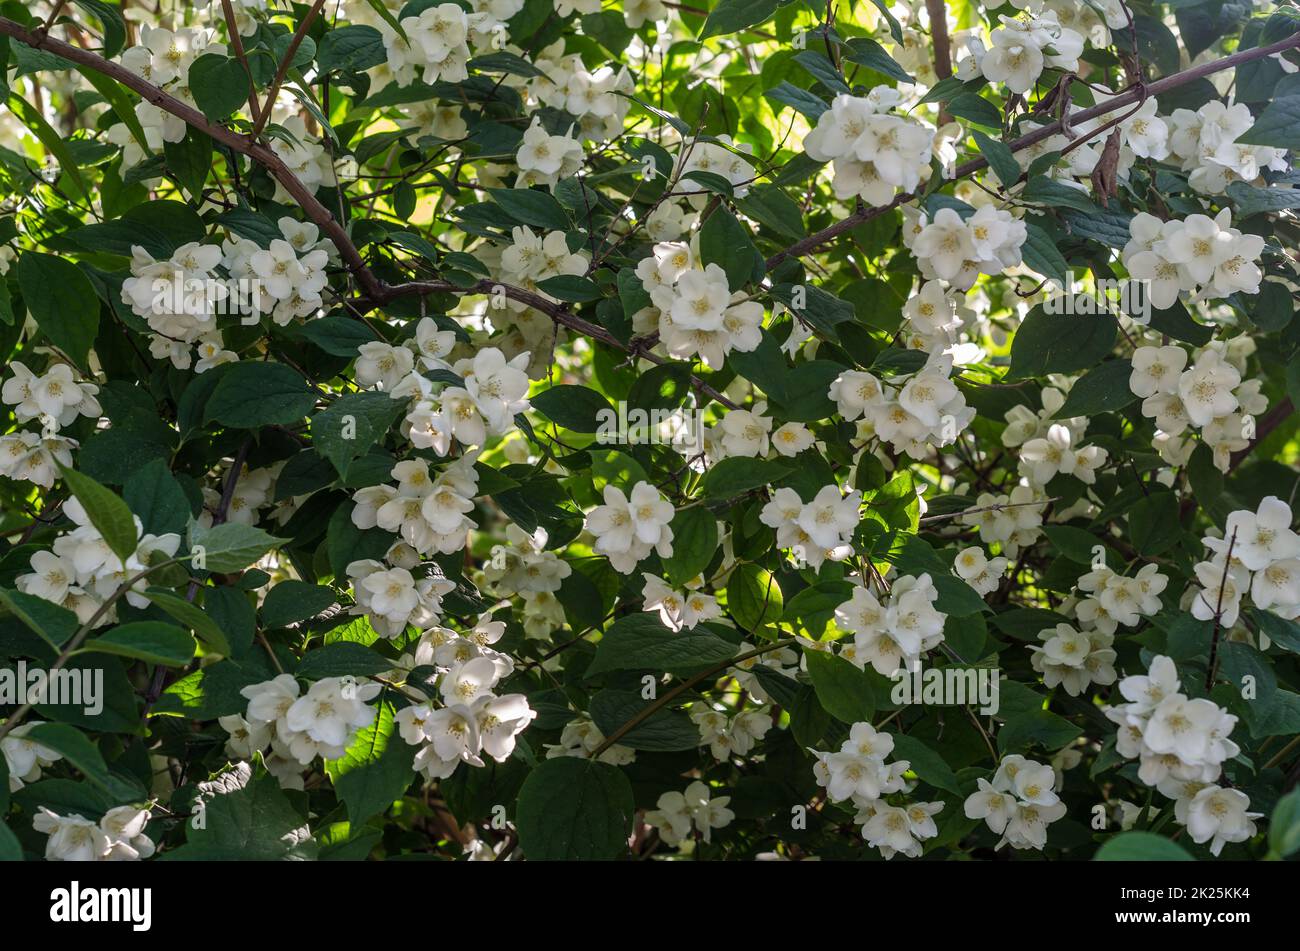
<box><xmin>219</xmin><ymin>0</ymin><xmax>263</xmax><ymax>128</ymax></box>
<box><xmin>252</xmin><ymin>0</ymin><xmax>327</xmax><ymax>138</ymax></box>
<box><xmin>925</xmin><ymin>0</ymin><xmax>952</xmax><ymax>124</ymax></box>
<box><xmin>765</xmin><ymin>28</ymin><xmax>1300</xmax><ymax>271</ymax></box>
<box><xmin>1229</xmin><ymin>395</ymin><xmax>1294</xmax><ymax>472</ymax></box>
<box><xmin>0</xmin><ymin>15</ymin><xmax>383</xmax><ymax>298</ymax></box>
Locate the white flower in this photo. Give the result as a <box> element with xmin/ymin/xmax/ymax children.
<box><xmin>1129</xmin><ymin>345</ymin><xmax>1188</xmax><ymax>398</ymax></box>
<box><xmin>1222</xmin><ymin>496</ymin><xmax>1299</xmax><ymax>572</ymax></box>
<box><xmin>1184</xmin><ymin>786</ymin><xmax>1259</xmax><ymax>856</ymax></box>
<box><xmin>1177</xmin><ymin>349</ymin><xmax>1240</xmax><ymax>427</ymax></box>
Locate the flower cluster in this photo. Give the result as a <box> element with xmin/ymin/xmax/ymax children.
<box><xmin>802</xmin><ymin>88</ymin><xmax>933</xmax><ymax>204</ymax></box>
<box><xmin>394</xmin><ymin>642</ymin><xmax>536</xmax><ymax>781</ymax></box>
<box><xmin>237</xmin><ymin>673</ymin><xmax>383</xmax><ymax>768</ymax></box>
<box><xmin>1122</xmin><ymin>210</ymin><xmax>1266</xmax><ymax>309</ymax></box>
<box><xmin>33</xmin><ymin>805</ymin><xmax>156</xmax><ymax>861</ymax></box>
<box><xmin>832</xmin><ymin>354</ymin><xmax>974</xmax><ymax>457</ymax></box>
<box><xmin>382</xmin><ymin>3</ymin><xmax>471</xmax><ymax>87</ymax></box>
<box><xmin>963</xmin><ymin>755</ymin><xmax>1066</xmax><ymax>850</ymax></box>
<box><xmin>643</xmin><ymin>780</ymin><xmax>736</xmax><ymax>846</ymax></box>
<box><xmin>953</xmin><ymin>546</ymin><xmax>1008</xmax><ymax>596</ymax></box>
<box><xmin>546</xmin><ymin>717</ymin><xmax>635</xmax><ymax>765</ymax></box>
<box><xmin>2</xmin><ymin>361</ymin><xmax>101</xmax><ymax>432</ymax></box>
<box><xmin>223</xmin><ymin>217</ymin><xmax>334</xmax><ymax>326</ymax></box>
<box><xmin>110</xmin><ymin>26</ymin><xmax>222</xmax><ymax>169</ymax></box>
<box><xmin>483</xmin><ymin>525</ymin><xmax>573</xmax><ymax>597</ymax></box>
<box><xmin>526</xmin><ymin>42</ymin><xmax>634</xmax><ymax>141</ymax></box>
<box><xmin>960</xmin><ymin>485</ymin><xmax>1047</xmax><ymax>557</ymax></box>
<box><xmin>1104</xmin><ymin>655</ymin><xmax>1256</xmax><ymax>855</ymax></box>
<box><xmin>1028</xmin><ymin>622</ymin><xmax>1116</xmax><ymax>696</ymax></box>
<box><xmin>690</xmin><ymin>704</ymin><xmax>771</xmax><ymax>761</ymax></box>
<box><xmin>972</xmin><ymin>12</ymin><xmax>1085</xmax><ymax>94</ymax></box>
<box><xmin>906</xmin><ymin>206</ymin><xmax>1028</xmax><ymax>290</ymax></box>
<box><xmin>584</xmin><ymin>480</ymin><xmax>676</xmax><ymax>574</ymax></box>
<box><xmin>1128</xmin><ymin>340</ymin><xmax>1268</xmax><ymax>472</ymax></box>
<box><xmin>515</xmin><ymin>118</ymin><xmax>586</xmax><ymax>189</ymax></box>
<box><xmin>643</xmin><ymin>573</ymin><xmax>721</xmax><ymax>631</ymax></box>
<box><xmin>1167</xmin><ymin>100</ymin><xmax>1289</xmax><ymax>195</ymax></box>
<box><xmin>834</xmin><ymin>574</ymin><xmax>948</xmax><ymax>676</ymax></box>
<box><xmin>1</xmin><ymin>721</ymin><xmax>63</xmax><ymax>792</ymax></box>
<box><xmin>15</xmin><ymin>499</ymin><xmax>181</xmax><ymax>627</ymax></box>
<box><xmin>1188</xmin><ymin>496</ymin><xmax>1300</xmax><ymax>624</ymax></box>
<box><xmin>812</xmin><ymin>722</ymin><xmax>944</xmax><ymax>859</ymax></box>
<box><xmin>760</xmin><ymin>484</ymin><xmax>862</xmax><ymax>571</ymax></box>
<box><xmin>351</xmin><ymin>454</ymin><xmax>480</xmax><ymax>564</ymax></box>
<box><xmin>635</xmin><ymin>242</ymin><xmax>764</xmax><ymax>368</ymax></box>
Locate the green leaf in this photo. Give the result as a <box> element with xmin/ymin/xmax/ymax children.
<box><xmin>515</xmin><ymin>757</ymin><xmax>634</xmax><ymax>860</ymax></box>
<box><xmin>1269</xmin><ymin>788</ymin><xmax>1300</xmax><ymax>858</ymax></box>
<box><xmin>296</xmin><ymin>642</ymin><xmax>392</xmax><ymax>679</ymax></box>
<box><xmin>1094</xmin><ymin>831</ymin><xmax>1195</xmax><ymax>861</ymax></box>
<box><xmin>262</xmin><ymin>580</ymin><xmax>337</xmax><ymax>628</ymax></box>
<box><xmin>299</xmin><ymin>316</ymin><xmax>378</xmax><ymax>356</ymax></box>
<box><xmin>0</xmin><ymin>588</ymin><xmax>79</xmax><ymax>651</ymax></box>
<box><xmin>947</xmin><ymin>92</ymin><xmax>1002</xmax><ymax>129</ymax></box>
<box><xmin>530</xmin><ymin>384</ymin><xmax>613</xmax><ymax>433</ymax></box>
<box><xmin>699</xmin><ymin>208</ymin><xmax>759</xmax><ymax>292</ymax></box>
<box><xmin>72</xmin><ymin>0</ymin><xmax>127</xmax><ymax>58</ymax></box>
<box><xmin>83</xmin><ymin>620</ymin><xmax>196</xmax><ymax>666</ymax></box>
<box><xmin>486</xmin><ymin>187</ymin><xmax>570</xmax><ymax>231</ymax></box>
<box><xmin>586</xmin><ymin>613</ymin><xmax>736</xmax><ymax>677</ymax></box>
<box><xmin>7</xmin><ymin>94</ymin><xmax>90</xmax><ymax>206</ymax></box>
<box><xmin>661</xmin><ymin>507</ymin><xmax>718</xmax><ymax>586</ymax></box>
<box><xmin>207</xmin><ymin>362</ymin><xmax>317</xmax><ymax>428</ymax></box>
<box><xmin>14</xmin><ymin>252</ymin><xmax>99</xmax><ymax>368</ymax></box>
<box><xmin>57</xmin><ymin>464</ymin><xmax>138</xmax><ymax>562</ymax></box>
<box><xmin>535</xmin><ymin>274</ymin><xmax>603</xmax><ymax>302</ymax></box>
<box><xmin>188</xmin><ymin>53</ymin><xmax>250</xmax><ymax>121</ymax></box>
<box><xmin>1127</xmin><ymin>491</ymin><xmax>1181</xmax><ymax>557</ymax></box>
<box><xmin>316</xmin><ymin>24</ymin><xmax>387</xmax><ymax>73</ymax></box>
<box><xmin>765</xmin><ymin>82</ymin><xmax>829</xmax><ymax>120</ymax></box>
<box><xmin>188</xmin><ymin>521</ymin><xmax>282</xmax><ymax>573</ymax></box>
<box><xmin>699</xmin><ymin>0</ymin><xmax>780</xmax><ymax>39</ymax></box>
<box><xmin>311</xmin><ymin>391</ymin><xmax>402</xmax><ymax>476</ymax></box>
<box><xmin>891</xmin><ymin>734</ymin><xmax>963</xmax><ymax>795</ymax></box>
<box><xmin>22</xmin><ymin>723</ymin><xmax>140</xmax><ymax>799</ymax></box>
<box><xmin>166</xmin><ymin>766</ymin><xmax>317</xmax><ymax>860</ymax></box>
<box><xmin>971</xmin><ymin>130</ymin><xmax>1020</xmax><ymax>188</ymax></box>
<box><xmin>78</xmin><ymin>66</ymin><xmax>148</xmax><ymax>152</ymax></box>
<box><xmin>143</xmin><ymin>588</ymin><xmax>231</xmax><ymax>656</ymax></box>
<box><xmin>163</xmin><ymin>126</ymin><xmax>213</xmax><ymax>200</ymax></box>
<box><xmin>123</xmin><ymin>458</ymin><xmax>191</xmax><ymax>537</ymax></box>
<box><xmin>997</xmin><ymin>709</ymin><xmax>1083</xmax><ymax>753</ymax></box>
<box><xmin>841</xmin><ymin>36</ymin><xmax>914</xmax><ymax>83</ymax></box>
<box><xmin>1052</xmin><ymin>359</ymin><xmax>1137</xmax><ymax>418</ymax></box>
<box><xmin>589</xmin><ymin>689</ymin><xmax>700</xmax><ymax>751</ymax></box>
<box><xmin>1237</xmin><ymin>87</ymin><xmax>1300</xmax><ymax>150</ymax></box>
<box><xmin>324</xmin><ymin>701</ymin><xmax>414</xmax><ymax>825</ymax></box>
<box><xmin>0</xmin><ymin>821</ymin><xmax>20</xmax><ymax>861</ymax></box>
<box><xmin>1007</xmin><ymin>305</ymin><xmax>1118</xmax><ymax>378</ymax></box>
<box><xmin>735</xmin><ymin>184</ymin><xmax>805</xmax><ymax>240</ymax></box>
<box><xmin>804</xmin><ymin>649</ymin><xmax>875</xmax><ymax>724</ymax></box>
<box><xmin>726</xmin><ymin>563</ymin><xmax>783</xmax><ymax>631</ymax></box>
<box><xmin>1020</xmin><ymin>222</ymin><xmax>1070</xmax><ymax>286</ymax></box>
<box><xmin>701</xmin><ymin>457</ymin><xmax>792</xmax><ymax>498</ymax></box>
<box><xmin>1254</xmin><ymin>608</ymin><xmax>1300</xmax><ymax>654</ymax></box>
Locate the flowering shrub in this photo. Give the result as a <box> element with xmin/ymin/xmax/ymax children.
<box><xmin>1</xmin><ymin>0</ymin><xmax>1299</xmax><ymax>863</ymax></box>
